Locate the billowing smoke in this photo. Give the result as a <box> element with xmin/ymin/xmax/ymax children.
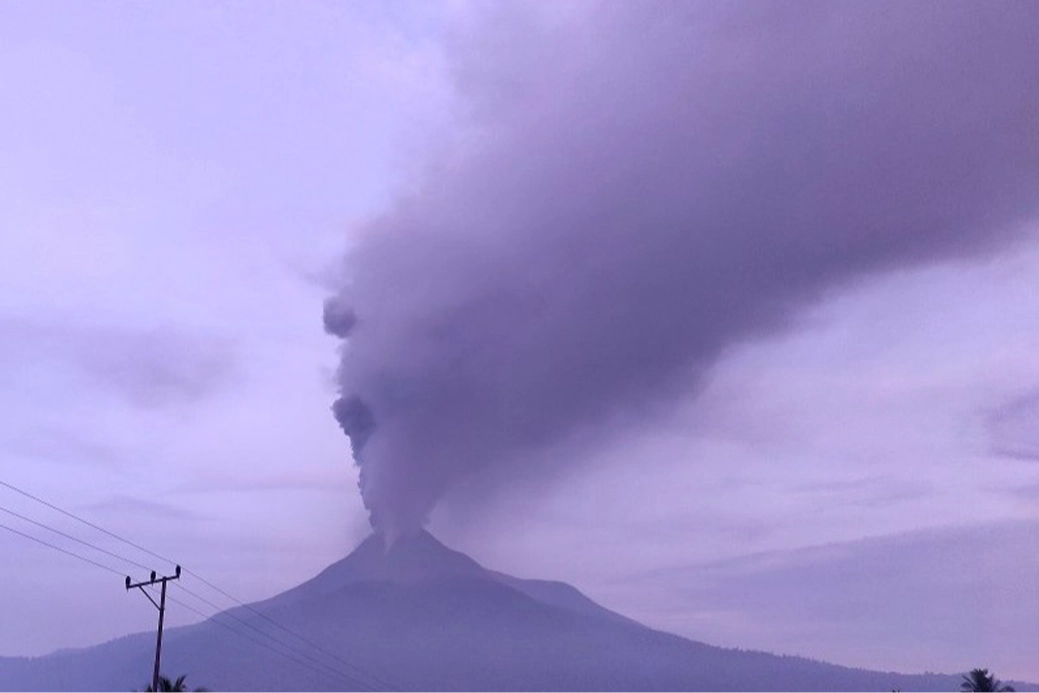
<box><xmin>322</xmin><ymin>298</ymin><xmax>357</xmax><ymax>339</ymax></box>
<box><xmin>325</xmin><ymin>2</ymin><xmax>1039</xmax><ymax>536</ymax></box>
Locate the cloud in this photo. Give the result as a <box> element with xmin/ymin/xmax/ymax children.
<box><xmin>1005</xmin><ymin>482</ymin><xmax>1039</xmax><ymax>503</ymax></box>
<box><xmin>631</xmin><ymin>520</ymin><xmax>1039</xmax><ymax>681</ymax></box>
<box><xmin>0</xmin><ymin>426</ymin><xmax>127</xmax><ymax>468</ymax></box>
<box><xmin>795</xmin><ymin>477</ymin><xmax>934</xmax><ymax>509</ymax></box>
<box><xmin>82</xmin><ymin>495</ymin><xmax>200</xmax><ymax>521</ymax></box>
<box><xmin>172</xmin><ymin>469</ymin><xmax>353</xmax><ymax>496</ymax></box>
<box><xmin>988</xmin><ymin>389</ymin><xmax>1039</xmax><ymax>462</ymax></box>
<box><xmin>325</xmin><ymin>1</ymin><xmax>1039</xmax><ymax>533</ymax></box>
<box><xmin>0</xmin><ymin>315</ymin><xmax>236</xmax><ymax>408</ymax></box>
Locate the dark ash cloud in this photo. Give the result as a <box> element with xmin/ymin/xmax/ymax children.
<box><xmin>322</xmin><ymin>297</ymin><xmax>357</xmax><ymax>339</ymax></box>
<box><xmin>325</xmin><ymin>2</ymin><xmax>1039</xmax><ymax>535</ymax></box>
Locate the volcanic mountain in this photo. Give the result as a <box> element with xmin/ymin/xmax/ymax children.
<box><xmin>0</xmin><ymin>532</ymin><xmax>995</xmax><ymax>691</ymax></box>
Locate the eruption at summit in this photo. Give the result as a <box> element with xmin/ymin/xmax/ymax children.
<box><xmin>323</xmin><ymin>2</ymin><xmax>1039</xmax><ymax>535</ymax></box>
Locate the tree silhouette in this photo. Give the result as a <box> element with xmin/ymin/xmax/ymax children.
<box><xmin>142</xmin><ymin>674</ymin><xmax>209</xmax><ymax>692</ymax></box>
<box><xmin>961</xmin><ymin>668</ymin><xmax>1015</xmax><ymax>692</ymax></box>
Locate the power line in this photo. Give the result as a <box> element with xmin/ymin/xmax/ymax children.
<box><xmin>183</xmin><ymin>569</ymin><xmax>397</xmax><ymax>691</ymax></box>
<box><xmin>0</xmin><ymin>502</ymin><xmax>153</xmax><ymax>572</ymax></box>
<box><xmin>162</xmin><ymin>592</ymin><xmax>359</xmax><ymax>691</ymax></box>
<box><xmin>0</xmin><ymin>478</ymin><xmax>394</xmax><ymax>690</ymax></box>
<box><xmin>0</xmin><ymin>479</ymin><xmax>177</xmax><ymax>569</ymax></box>
<box><xmin>173</xmin><ymin>583</ymin><xmax>379</xmax><ymax>691</ymax></box>
<box><xmin>0</xmin><ymin>519</ymin><xmax>125</xmax><ymax>577</ymax></box>
<box><xmin>1</xmin><ymin>512</ymin><xmax>378</xmax><ymax>691</ymax></box>
<box><xmin>0</xmin><ymin>478</ymin><xmax>389</xmax><ymax>686</ymax></box>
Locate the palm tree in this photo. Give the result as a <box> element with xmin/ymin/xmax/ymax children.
<box><xmin>142</xmin><ymin>674</ymin><xmax>209</xmax><ymax>692</ymax></box>
<box><xmin>961</xmin><ymin>668</ymin><xmax>1015</xmax><ymax>692</ymax></box>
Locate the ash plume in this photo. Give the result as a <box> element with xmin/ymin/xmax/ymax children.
<box><xmin>325</xmin><ymin>1</ymin><xmax>1039</xmax><ymax>536</ymax></box>
<box><xmin>322</xmin><ymin>298</ymin><xmax>357</xmax><ymax>339</ymax></box>
<box><xmin>331</xmin><ymin>395</ymin><xmax>376</xmax><ymax>455</ymax></box>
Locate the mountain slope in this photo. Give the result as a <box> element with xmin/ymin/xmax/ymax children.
<box><xmin>0</xmin><ymin>532</ymin><xmax>1027</xmax><ymax>691</ymax></box>
<box><xmin>257</xmin><ymin>532</ymin><xmax>633</xmax><ymax>628</ymax></box>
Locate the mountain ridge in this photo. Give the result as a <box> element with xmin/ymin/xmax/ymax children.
<box><xmin>1</xmin><ymin>532</ymin><xmax>1033</xmax><ymax>691</ymax></box>
<box><xmin>257</xmin><ymin>530</ymin><xmax>639</xmax><ymax>628</ymax></box>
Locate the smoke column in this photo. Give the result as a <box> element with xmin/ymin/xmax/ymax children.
<box><xmin>325</xmin><ymin>2</ymin><xmax>1039</xmax><ymax>536</ymax></box>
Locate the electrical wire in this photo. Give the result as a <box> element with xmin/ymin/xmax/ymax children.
<box><xmin>183</xmin><ymin>569</ymin><xmax>397</xmax><ymax>691</ymax></box>
<box><xmin>0</xmin><ymin>519</ymin><xmax>126</xmax><ymax>577</ymax></box>
<box><xmin>0</xmin><ymin>479</ymin><xmax>178</xmax><ymax>570</ymax></box>
<box><xmin>157</xmin><ymin>589</ymin><xmax>360</xmax><ymax>691</ymax></box>
<box><xmin>0</xmin><ymin>478</ymin><xmax>395</xmax><ymax>690</ymax></box>
<box><xmin>172</xmin><ymin>583</ymin><xmax>378</xmax><ymax>691</ymax></box>
<box><xmin>0</xmin><ymin>503</ymin><xmax>153</xmax><ymax>573</ymax></box>
<box><xmin>1</xmin><ymin>511</ymin><xmax>379</xmax><ymax>691</ymax></box>
<box><xmin>0</xmin><ymin>478</ymin><xmax>387</xmax><ymax>683</ymax></box>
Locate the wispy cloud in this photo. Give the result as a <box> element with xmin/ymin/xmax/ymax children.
<box><xmin>172</xmin><ymin>469</ymin><xmax>353</xmax><ymax>496</ymax></box>
<box><xmin>795</xmin><ymin>476</ymin><xmax>934</xmax><ymax>509</ymax></box>
<box><xmin>82</xmin><ymin>494</ymin><xmax>201</xmax><ymax>522</ymax></box>
<box><xmin>0</xmin><ymin>426</ymin><xmax>127</xmax><ymax>468</ymax></box>
<box><xmin>0</xmin><ymin>315</ymin><xmax>236</xmax><ymax>408</ymax></box>
<box><xmin>626</xmin><ymin>520</ymin><xmax>1039</xmax><ymax>681</ymax></box>
<box><xmin>987</xmin><ymin>389</ymin><xmax>1039</xmax><ymax>462</ymax></box>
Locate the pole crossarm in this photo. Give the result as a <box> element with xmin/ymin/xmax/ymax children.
<box><xmin>126</xmin><ymin>565</ymin><xmax>181</xmax><ymax>591</ymax></box>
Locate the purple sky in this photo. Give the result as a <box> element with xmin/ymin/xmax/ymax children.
<box><xmin>2</xmin><ymin>0</ymin><xmax>1038</xmax><ymax>683</ymax></box>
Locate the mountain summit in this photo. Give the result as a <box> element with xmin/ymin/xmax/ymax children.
<box><xmin>288</xmin><ymin>531</ymin><xmax>488</xmax><ymax>589</ymax></box>
<box><xmin>263</xmin><ymin>531</ymin><xmax>635</xmax><ymax>628</ymax></box>
<box><xmin>0</xmin><ymin>533</ymin><xmax>996</xmax><ymax>691</ymax></box>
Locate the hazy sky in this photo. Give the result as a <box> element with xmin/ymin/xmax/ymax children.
<box><xmin>1</xmin><ymin>1</ymin><xmax>1037</xmax><ymax>683</ymax></box>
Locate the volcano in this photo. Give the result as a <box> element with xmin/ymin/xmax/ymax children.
<box><xmin>0</xmin><ymin>532</ymin><xmax>979</xmax><ymax>691</ymax></box>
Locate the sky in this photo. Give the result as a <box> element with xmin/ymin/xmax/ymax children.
<box><xmin>1</xmin><ymin>0</ymin><xmax>1038</xmax><ymax>683</ymax></box>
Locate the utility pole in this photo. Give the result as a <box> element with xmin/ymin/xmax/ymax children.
<box><xmin>126</xmin><ymin>566</ymin><xmax>181</xmax><ymax>692</ymax></box>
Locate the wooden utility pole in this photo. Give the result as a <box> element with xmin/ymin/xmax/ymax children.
<box><xmin>126</xmin><ymin>566</ymin><xmax>181</xmax><ymax>691</ymax></box>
